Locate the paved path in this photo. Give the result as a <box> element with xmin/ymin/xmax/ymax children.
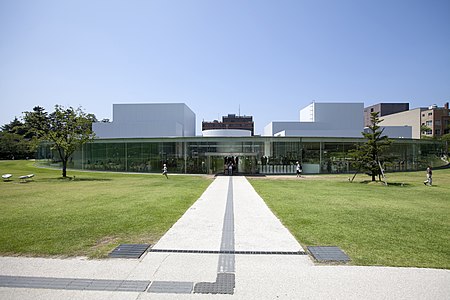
<box><xmin>1</xmin><ymin>176</ymin><xmax>449</xmax><ymax>299</ymax></box>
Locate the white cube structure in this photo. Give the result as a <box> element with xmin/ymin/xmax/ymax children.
<box><xmin>264</xmin><ymin>102</ymin><xmax>364</xmax><ymax>137</ymax></box>
<box><xmin>93</xmin><ymin>103</ymin><xmax>196</xmax><ymax>138</ymax></box>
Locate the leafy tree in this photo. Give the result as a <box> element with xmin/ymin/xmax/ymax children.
<box><xmin>24</xmin><ymin>105</ymin><xmax>96</xmax><ymax>177</ymax></box>
<box><xmin>420</xmin><ymin>124</ymin><xmax>433</xmax><ymax>138</ymax></box>
<box><xmin>441</xmin><ymin>133</ymin><xmax>450</xmax><ymax>157</ymax></box>
<box><xmin>351</xmin><ymin>112</ymin><xmax>392</xmax><ymax>182</ymax></box>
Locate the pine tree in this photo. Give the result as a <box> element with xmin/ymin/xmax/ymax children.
<box><xmin>351</xmin><ymin>112</ymin><xmax>392</xmax><ymax>181</ymax></box>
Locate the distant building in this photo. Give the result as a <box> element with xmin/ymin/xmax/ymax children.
<box><xmin>379</xmin><ymin>108</ymin><xmax>424</xmax><ymax>139</ymax></box>
<box><xmin>364</xmin><ymin>103</ymin><xmax>409</xmax><ymax>127</ymax></box>
<box><xmin>420</xmin><ymin>103</ymin><xmax>450</xmax><ymax>137</ymax></box>
<box><xmin>380</xmin><ymin>103</ymin><xmax>450</xmax><ymax>139</ymax></box>
<box><xmin>202</xmin><ymin>114</ymin><xmax>254</xmax><ymax>136</ymax></box>
<box><xmin>92</xmin><ymin>103</ymin><xmax>196</xmax><ymax>138</ymax></box>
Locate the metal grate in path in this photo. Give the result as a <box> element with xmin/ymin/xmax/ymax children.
<box><xmin>307</xmin><ymin>246</ymin><xmax>350</xmax><ymax>262</ymax></box>
<box><xmin>108</xmin><ymin>244</ymin><xmax>150</xmax><ymax>258</ymax></box>
<box><xmin>150</xmin><ymin>249</ymin><xmax>306</xmax><ymax>255</ymax></box>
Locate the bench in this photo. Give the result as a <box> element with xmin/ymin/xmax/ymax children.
<box><xmin>19</xmin><ymin>174</ymin><xmax>34</xmax><ymax>182</ymax></box>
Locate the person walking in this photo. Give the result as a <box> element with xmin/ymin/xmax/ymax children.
<box><xmin>424</xmin><ymin>165</ymin><xmax>432</xmax><ymax>186</ymax></box>
<box><xmin>296</xmin><ymin>161</ymin><xmax>302</xmax><ymax>178</ymax></box>
<box><xmin>162</xmin><ymin>163</ymin><xmax>168</xmax><ymax>179</ymax></box>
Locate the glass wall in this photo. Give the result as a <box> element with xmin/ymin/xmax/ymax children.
<box><xmin>39</xmin><ymin>137</ymin><xmax>444</xmax><ymax>175</ymax></box>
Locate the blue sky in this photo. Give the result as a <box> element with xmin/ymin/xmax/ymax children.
<box><xmin>1</xmin><ymin>0</ymin><xmax>449</xmax><ymax>134</ymax></box>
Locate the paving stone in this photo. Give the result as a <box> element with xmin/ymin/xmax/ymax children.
<box><xmin>0</xmin><ymin>275</ymin><xmax>150</xmax><ymax>292</ymax></box>
<box><xmin>194</xmin><ymin>273</ymin><xmax>235</xmax><ymax>295</ymax></box>
<box><xmin>148</xmin><ymin>281</ymin><xmax>194</xmax><ymax>294</ymax></box>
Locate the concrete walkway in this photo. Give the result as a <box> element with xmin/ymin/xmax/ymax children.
<box><xmin>1</xmin><ymin>176</ymin><xmax>449</xmax><ymax>299</ymax></box>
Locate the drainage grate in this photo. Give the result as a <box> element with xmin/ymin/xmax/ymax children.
<box><xmin>149</xmin><ymin>249</ymin><xmax>306</xmax><ymax>255</ymax></box>
<box><xmin>148</xmin><ymin>281</ymin><xmax>194</xmax><ymax>294</ymax></box>
<box><xmin>307</xmin><ymin>246</ymin><xmax>350</xmax><ymax>262</ymax></box>
<box><xmin>109</xmin><ymin>244</ymin><xmax>150</xmax><ymax>258</ymax></box>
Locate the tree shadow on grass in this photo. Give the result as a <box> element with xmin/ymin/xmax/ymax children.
<box><xmin>51</xmin><ymin>177</ymin><xmax>112</xmax><ymax>182</ymax></box>
<box><xmin>358</xmin><ymin>180</ymin><xmax>411</xmax><ymax>187</ymax></box>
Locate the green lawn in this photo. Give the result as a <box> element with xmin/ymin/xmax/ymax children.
<box><xmin>249</xmin><ymin>169</ymin><xmax>450</xmax><ymax>269</ymax></box>
<box><xmin>0</xmin><ymin>160</ymin><xmax>212</xmax><ymax>258</ymax></box>
<box><xmin>2</xmin><ymin>160</ymin><xmax>449</xmax><ymax>269</ymax></box>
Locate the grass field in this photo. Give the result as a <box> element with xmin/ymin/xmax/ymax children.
<box><xmin>249</xmin><ymin>169</ymin><xmax>450</xmax><ymax>269</ymax></box>
<box><xmin>0</xmin><ymin>160</ymin><xmax>212</xmax><ymax>258</ymax></box>
<box><xmin>1</xmin><ymin>160</ymin><xmax>449</xmax><ymax>269</ymax></box>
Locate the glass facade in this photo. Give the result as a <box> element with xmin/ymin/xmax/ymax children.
<box><xmin>37</xmin><ymin>137</ymin><xmax>444</xmax><ymax>175</ymax></box>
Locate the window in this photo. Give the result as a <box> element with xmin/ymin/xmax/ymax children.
<box><xmin>435</xmin><ymin>120</ymin><xmax>441</xmax><ymax>125</ymax></box>
<box><xmin>435</xmin><ymin>129</ymin><xmax>441</xmax><ymax>135</ymax></box>
<box><xmin>426</xmin><ymin>121</ymin><xmax>432</xmax><ymax>126</ymax></box>
<box><xmin>428</xmin><ymin>112</ymin><xmax>432</xmax><ymax>116</ymax></box>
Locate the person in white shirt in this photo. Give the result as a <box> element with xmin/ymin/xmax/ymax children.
<box><xmin>162</xmin><ymin>164</ymin><xmax>168</xmax><ymax>179</ymax></box>
<box><xmin>296</xmin><ymin>161</ymin><xmax>302</xmax><ymax>178</ymax></box>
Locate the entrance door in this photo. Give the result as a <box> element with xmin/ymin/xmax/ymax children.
<box><xmin>205</xmin><ymin>153</ymin><xmax>258</xmax><ymax>175</ymax></box>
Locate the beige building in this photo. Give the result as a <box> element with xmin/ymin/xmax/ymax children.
<box><xmin>380</xmin><ymin>103</ymin><xmax>450</xmax><ymax>139</ymax></box>
<box><xmin>380</xmin><ymin>108</ymin><xmax>425</xmax><ymax>139</ymax></box>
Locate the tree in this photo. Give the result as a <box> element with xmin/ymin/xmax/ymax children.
<box><xmin>24</xmin><ymin>105</ymin><xmax>96</xmax><ymax>177</ymax></box>
<box><xmin>441</xmin><ymin>133</ymin><xmax>450</xmax><ymax>157</ymax></box>
<box><xmin>351</xmin><ymin>112</ymin><xmax>392</xmax><ymax>182</ymax></box>
<box><xmin>420</xmin><ymin>124</ymin><xmax>432</xmax><ymax>138</ymax></box>
<box><xmin>0</xmin><ymin>118</ymin><xmax>35</xmax><ymax>159</ymax></box>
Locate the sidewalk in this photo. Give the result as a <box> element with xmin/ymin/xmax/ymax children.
<box><xmin>1</xmin><ymin>176</ymin><xmax>449</xmax><ymax>299</ymax></box>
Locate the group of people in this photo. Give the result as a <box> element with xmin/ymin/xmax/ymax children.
<box><xmin>224</xmin><ymin>156</ymin><xmax>238</xmax><ymax>176</ymax></box>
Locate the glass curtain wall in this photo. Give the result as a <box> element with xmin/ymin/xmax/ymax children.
<box><xmin>41</xmin><ymin>137</ymin><xmax>443</xmax><ymax>175</ymax></box>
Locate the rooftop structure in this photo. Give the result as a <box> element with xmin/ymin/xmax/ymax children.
<box><xmin>202</xmin><ymin>114</ymin><xmax>254</xmax><ymax>136</ymax></box>
<box><xmin>92</xmin><ymin>103</ymin><xmax>196</xmax><ymax>138</ymax></box>
<box><xmin>264</xmin><ymin>102</ymin><xmax>364</xmax><ymax>138</ymax></box>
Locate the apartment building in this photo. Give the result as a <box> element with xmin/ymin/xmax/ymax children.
<box><xmin>202</xmin><ymin>114</ymin><xmax>254</xmax><ymax>136</ymax></box>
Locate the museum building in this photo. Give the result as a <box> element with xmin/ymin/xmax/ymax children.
<box><xmin>37</xmin><ymin>103</ymin><xmax>443</xmax><ymax>175</ymax></box>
